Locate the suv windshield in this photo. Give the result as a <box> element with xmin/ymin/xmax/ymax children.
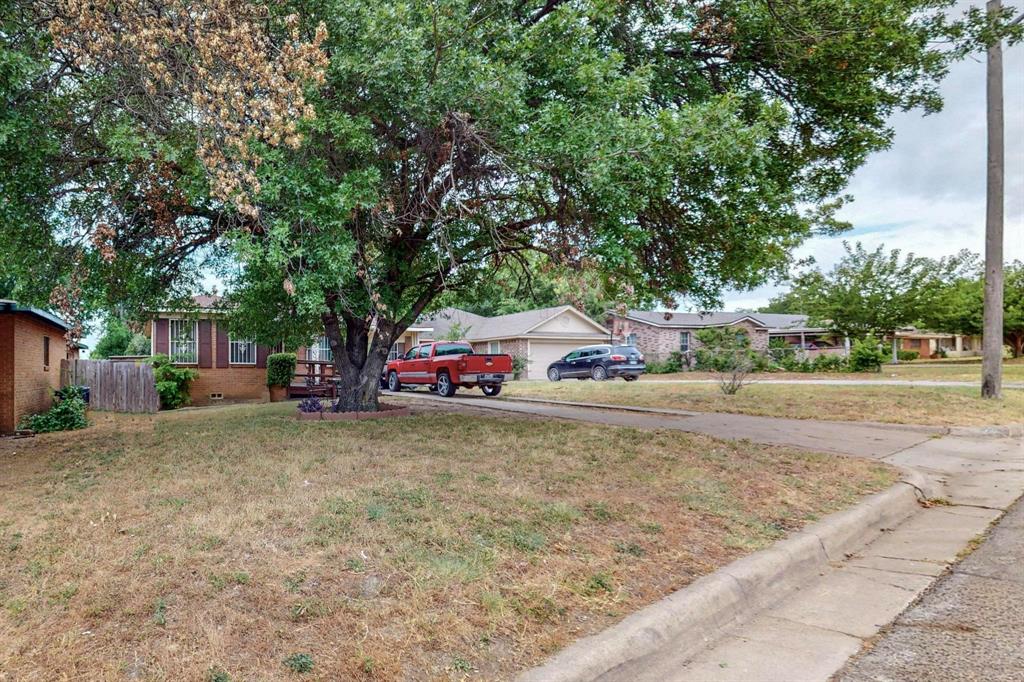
<box><xmin>433</xmin><ymin>343</ymin><xmax>473</xmax><ymax>357</ymax></box>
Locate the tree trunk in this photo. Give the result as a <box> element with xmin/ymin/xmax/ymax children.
<box><xmin>323</xmin><ymin>312</ymin><xmax>395</xmax><ymax>412</ymax></box>
<box><xmin>982</xmin><ymin>0</ymin><xmax>1005</xmax><ymax>398</ymax></box>
<box><xmin>1007</xmin><ymin>331</ymin><xmax>1023</xmax><ymax>359</ymax></box>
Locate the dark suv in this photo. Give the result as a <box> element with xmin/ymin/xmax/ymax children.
<box><xmin>546</xmin><ymin>344</ymin><xmax>645</xmax><ymax>382</ymax></box>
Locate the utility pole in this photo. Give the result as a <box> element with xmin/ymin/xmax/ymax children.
<box><xmin>982</xmin><ymin>0</ymin><xmax>1006</xmax><ymax>399</ymax></box>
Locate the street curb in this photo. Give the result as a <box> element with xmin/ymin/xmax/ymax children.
<box><xmin>947</xmin><ymin>423</ymin><xmax>1024</xmax><ymax>438</ymax></box>
<box><xmin>516</xmin><ymin>468</ymin><xmax>937</xmax><ymax>682</ymax></box>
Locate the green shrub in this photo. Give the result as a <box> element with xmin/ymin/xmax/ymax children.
<box><xmin>510</xmin><ymin>354</ymin><xmax>527</xmax><ymax>379</ymax></box>
<box><xmin>283</xmin><ymin>653</ymin><xmax>314</xmax><ymax>673</ymax></box>
<box><xmin>148</xmin><ymin>354</ymin><xmax>198</xmax><ymax>409</ymax></box>
<box><xmin>897</xmin><ymin>350</ymin><xmax>920</xmax><ymax>362</ymax></box>
<box><xmin>266</xmin><ymin>352</ymin><xmax>297</xmax><ymax>387</ymax></box>
<box><xmin>19</xmin><ymin>391</ymin><xmax>88</xmax><ymax>433</ymax></box>
<box><xmin>811</xmin><ymin>353</ymin><xmax>848</xmax><ymax>372</ymax></box>
<box><xmin>849</xmin><ymin>339</ymin><xmax>886</xmax><ymax>372</ymax></box>
<box><xmin>646</xmin><ymin>351</ymin><xmax>683</xmax><ymax>374</ymax></box>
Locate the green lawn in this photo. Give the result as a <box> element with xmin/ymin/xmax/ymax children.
<box><xmin>504</xmin><ymin>381</ymin><xmax>1024</xmax><ymax>426</ymax></box>
<box><xmin>0</xmin><ymin>402</ymin><xmax>894</xmax><ymax>680</ymax></box>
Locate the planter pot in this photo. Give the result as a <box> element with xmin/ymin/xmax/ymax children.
<box><xmin>296</xmin><ymin>403</ymin><xmax>412</xmax><ymax>421</ymax></box>
<box><xmin>269</xmin><ymin>385</ymin><xmax>288</xmax><ymax>402</ymax></box>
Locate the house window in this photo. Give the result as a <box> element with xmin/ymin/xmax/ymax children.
<box><xmin>388</xmin><ymin>342</ymin><xmax>405</xmax><ymax>361</ymax></box>
<box><xmin>306</xmin><ymin>336</ymin><xmax>332</xmax><ymax>362</ymax></box>
<box><xmin>229</xmin><ymin>337</ymin><xmax>256</xmax><ymax>365</ymax></box>
<box><xmin>488</xmin><ymin>341</ymin><xmax>501</xmax><ymax>354</ymax></box>
<box><xmin>679</xmin><ymin>332</ymin><xmax>690</xmax><ymax>353</ymax></box>
<box><xmin>169</xmin><ymin>319</ymin><xmax>198</xmax><ymax>364</ymax></box>
<box><xmin>625</xmin><ymin>333</ymin><xmax>638</xmax><ymax>347</ymax></box>
<box><xmin>43</xmin><ymin>336</ymin><xmax>50</xmax><ymax>368</ymax></box>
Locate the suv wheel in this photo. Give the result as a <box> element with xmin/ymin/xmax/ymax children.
<box><xmin>547</xmin><ymin>367</ymin><xmax>561</xmax><ymax>382</ymax></box>
<box><xmin>387</xmin><ymin>371</ymin><xmax>401</xmax><ymax>392</ymax></box>
<box><xmin>436</xmin><ymin>371</ymin><xmax>457</xmax><ymax>397</ymax></box>
<box><xmin>591</xmin><ymin>364</ymin><xmax>608</xmax><ymax>381</ymax></box>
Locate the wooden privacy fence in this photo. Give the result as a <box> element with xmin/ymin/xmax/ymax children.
<box><xmin>60</xmin><ymin>359</ymin><xmax>160</xmax><ymax>414</ymax></box>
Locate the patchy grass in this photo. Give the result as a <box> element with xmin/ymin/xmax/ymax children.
<box><xmin>504</xmin><ymin>381</ymin><xmax>1024</xmax><ymax>426</ymax></box>
<box><xmin>0</xmin><ymin>403</ymin><xmax>893</xmax><ymax>680</ymax></box>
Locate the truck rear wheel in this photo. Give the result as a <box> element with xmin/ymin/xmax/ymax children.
<box><xmin>436</xmin><ymin>371</ymin><xmax>457</xmax><ymax>397</ymax></box>
<box><xmin>387</xmin><ymin>371</ymin><xmax>401</xmax><ymax>392</ymax></box>
<box><xmin>481</xmin><ymin>385</ymin><xmax>502</xmax><ymax>397</ymax></box>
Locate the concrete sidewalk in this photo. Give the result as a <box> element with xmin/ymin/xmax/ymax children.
<box><xmin>389</xmin><ymin>390</ymin><xmax>1024</xmax><ymax>681</ymax></box>
<box><xmin>837</xmin><ymin>496</ymin><xmax>1024</xmax><ymax>682</ymax></box>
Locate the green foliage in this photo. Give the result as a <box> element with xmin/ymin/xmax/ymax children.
<box><xmin>646</xmin><ymin>351</ymin><xmax>684</xmax><ymax>374</ymax></box>
<box><xmin>442</xmin><ymin>322</ymin><xmax>472</xmax><ymax>342</ymax></box>
<box><xmin>777</xmin><ymin>243</ymin><xmax>975</xmax><ymax>338</ymax></box>
<box><xmin>90</xmin><ymin>317</ymin><xmax>133</xmax><ymax>359</ymax></box>
<box><xmin>510</xmin><ymin>354</ymin><xmax>527</xmax><ymax>379</ymax></box>
<box><xmin>18</xmin><ymin>392</ymin><xmax>88</xmax><ymax>433</ymax></box>
<box><xmin>266</xmin><ymin>353</ymin><xmax>297</xmax><ymax>387</ymax></box>
<box><xmin>124</xmin><ymin>333</ymin><xmax>151</xmax><ymax>356</ymax></box>
<box><xmin>148</xmin><ymin>354</ymin><xmax>198</xmax><ymax>410</ymax></box>
<box><xmin>897</xmin><ymin>350</ymin><xmax>920</xmax><ymax>362</ymax></box>
<box><xmin>694</xmin><ymin>328</ymin><xmax>757</xmax><ymax>372</ymax></box>
<box><xmin>282</xmin><ymin>653</ymin><xmax>314</xmax><ymax>674</ymax></box>
<box><xmin>6</xmin><ymin>0</ymin><xmax>1017</xmax><ymax>406</ymax></box>
<box><xmin>849</xmin><ymin>339</ymin><xmax>887</xmax><ymax>373</ymax></box>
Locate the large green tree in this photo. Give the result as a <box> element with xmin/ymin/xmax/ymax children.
<box><xmin>4</xmin><ymin>0</ymin><xmax>1021</xmax><ymax>409</ymax></box>
<box><xmin>769</xmin><ymin>242</ymin><xmax>974</xmax><ymax>360</ymax></box>
<box><xmin>922</xmin><ymin>261</ymin><xmax>1024</xmax><ymax>357</ymax></box>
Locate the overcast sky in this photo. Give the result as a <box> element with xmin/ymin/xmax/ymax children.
<box><xmin>721</xmin><ymin>12</ymin><xmax>1024</xmax><ymax>311</ymax></box>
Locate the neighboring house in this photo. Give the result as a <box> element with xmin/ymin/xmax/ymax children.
<box><xmin>607</xmin><ymin>310</ymin><xmax>845</xmax><ymax>362</ymax></box>
<box><xmin>892</xmin><ymin>328</ymin><xmax>982</xmax><ymax>358</ymax></box>
<box><xmin>0</xmin><ymin>300</ymin><xmax>79</xmax><ymax>433</ymax></box>
<box><xmin>419</xmin><ymin>306</ymin><xmax>612</xmax><ymax>379</ymax></box>
<box><xmin>147</xmin><ymin>296</ymin><xmax>431</xmax><ymax>405</ymax></box>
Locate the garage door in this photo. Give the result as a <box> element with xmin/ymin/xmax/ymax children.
<box><xmin>527</xmin><ymin>341</ymin><xmax>587</xmax><ymax>380</ymax></box>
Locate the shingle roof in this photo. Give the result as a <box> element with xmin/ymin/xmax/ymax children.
<box><xmin>620</xmin><ymin>310</ymin><xmax>824</xmax><ymax>332</ymax></box>
<box><xmin>420</xmin><ymin>306</ymin><xmax>607</xmax><ymax>341</ymax></box>
<box><xmin>0</xmin><ymin>299</ymin><xmax>71</xmax><ymax>330</ymax></box>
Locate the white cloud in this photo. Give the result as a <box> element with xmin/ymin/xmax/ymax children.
<box><xmin>723</xmin><ymin>25</ymin><xmax>1024</xmax><ymax>311</ymax></box>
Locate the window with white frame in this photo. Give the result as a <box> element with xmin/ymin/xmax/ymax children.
<box><xmin>229</xmin><ymin>337</ymin><xmax>256</xmax><ymax>365</ymax></box>
<box><xmin>625</xmin><ymin>333</ymin><xmax>638</xmax><ymax>347</ymax></box>
<box><xmin>488</xmin><ymin>341</ymin><xmax>501</xmax><ymax>354</ymax></box>
<box><xmin>388</xmin><ymin>342</ymin><xmax>406</xmax><ymax>361</ymax></box>
<box><xmin>306</xmin><ymin>336</ymin><xmax>333</xmax><ymax>362</ymax></box>
<box><xmin>169</xmin><ymin>319</ymin><xmax>198</xmax><ymax>363</ymax></box>
<box><xmin>679</xmin><ymin>331</ymin><xmax>690</xmax><ymax>353</ymax></box>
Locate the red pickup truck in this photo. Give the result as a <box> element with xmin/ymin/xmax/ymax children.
<box><xmin>383</xmin><ymin>341</ymin><xmax>514</xmax><ymax>397</ymax></box>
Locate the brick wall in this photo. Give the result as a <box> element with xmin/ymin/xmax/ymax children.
<box><xmin>0</xmin><ymin>316</ymin><xmax>14</xmax><ymax>432</ymax></box>
<box><xmin>612</xmin><ymin>316</ymin><xmax>770</xmax><ymax>363</ymax></box>
<box><xmin>4</xmin><ymin>316</ymin><xmax>64</xmax><ymax>432</ymax></box>
<box><xmin>188</xmin><ymin>366</ymin><xmax>269</xmax><ymax>406</ymax></box>
<box><xmin>470</xmin><ymin>338</ymin><xmax>529</xmax><ymax>376</ymax></box>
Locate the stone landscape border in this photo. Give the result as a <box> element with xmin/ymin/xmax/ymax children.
<box><xmin>517</xmin><ymin>468</ymin><xmax>938</xmax><ymax>682</ymax></box>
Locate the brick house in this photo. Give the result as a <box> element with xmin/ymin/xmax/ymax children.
<box><xmin>0</xmin><ymin>300</ymin><xmax>79</xmax><ymax>433</ymax></box>
<box><xmin>147</xmin><ymin>296</ymin><xmax>431</xmax><ymax>406</ymax></box>
<box><xmin>419</xmin><ymin>306</ymin><xmax>612</xmax><ymax>379</ymax></box>
<box><xmin>606</xmin><ymin>310</ymin><xmax>845</xmax><ymax>363</ymax></box>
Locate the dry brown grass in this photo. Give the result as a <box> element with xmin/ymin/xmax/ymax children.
<box><xmin>504</xmin><ymin>381</ymin><xmax>1024</xmax><ymax>426</ymax></box>
<box><xmin>0</xmin><ymin>403</ymin><xmax>894</xmax><ymax>681</ymax></box>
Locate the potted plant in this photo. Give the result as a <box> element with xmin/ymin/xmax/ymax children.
<box><xmin>266</xmin><ymin>352</ymin><xmax>296</xmax><ymax>402</ymax></box>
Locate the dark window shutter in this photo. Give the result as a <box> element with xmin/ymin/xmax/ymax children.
<box><xmin>216</xmin><ymin>322</ymin><xmax>229</xmax><ymax>368</ymax></box>
<box><xmin>198</xmin><ymin>320</ymin><xmax>213</xmax><ymax>368</ymax></box>
<box><xmin>155</xmin><ymin>318</ymin><xmax>169</xmax><ymax>355</ymax></box>
<box><xmin>256</xmin><ymin>344</ymin><xmax>270</xmax><ymax>368</ymax></box>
